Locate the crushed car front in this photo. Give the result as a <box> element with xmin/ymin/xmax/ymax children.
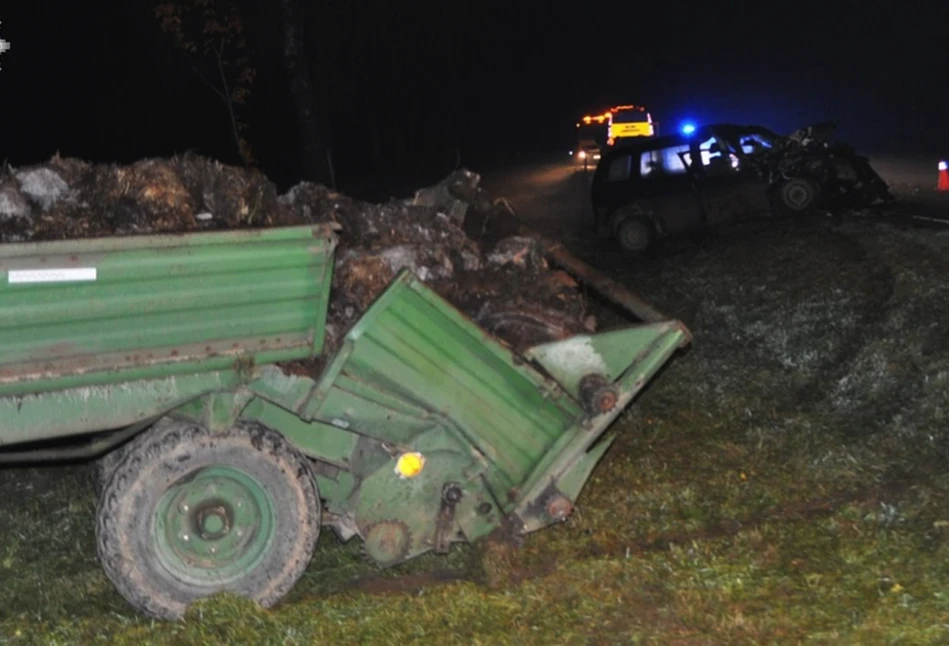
<box><xmin>710</xmin><ymin>122</ymin><xmax>892</xmax><ymax>206</ymax></box>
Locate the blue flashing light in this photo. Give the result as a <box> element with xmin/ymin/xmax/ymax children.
<box><xmin>680</xmin><ymin>122</ymin><xmax>696</xmax><ymax>136</ymax></box>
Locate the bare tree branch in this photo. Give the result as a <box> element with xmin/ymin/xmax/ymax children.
<box><xmin>213</xmin><ymin>38</ymin><xmax>247</xmax><ymax>166</ymax></box>
<box><xmin>190</xmin><ymin>63</ymin><xmax>228</xmax><ymax>104</ymax></box>
<box><xmin>153</xmin><ymin>0</ymin><xmax>256</xmax><ymax>166</ymax></box>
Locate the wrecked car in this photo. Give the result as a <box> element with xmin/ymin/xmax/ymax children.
<box><xmin>591</xmin><ymin>121</ymin><xmax>892</xmax><ymax>252</ymax></box>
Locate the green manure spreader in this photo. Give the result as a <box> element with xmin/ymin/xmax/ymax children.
<box><xmin>0</xmin><ymin>223</ymin><xmax>689</xmax><ymax>619</ymax></box>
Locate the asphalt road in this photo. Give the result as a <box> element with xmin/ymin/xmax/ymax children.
<box><xmin>866</xmin><ymin>155</ymin><xmax>949</xmax><ymax>224</ymax></box>
<box><xmin>479</xmin><ymin>160</ymin><xmax>595</xmax><ymax>236</ymax></box>
<box><xmin>479</xmin><ymin>154</ymin><xmax>949</xmax><ymax>236</ymax></box>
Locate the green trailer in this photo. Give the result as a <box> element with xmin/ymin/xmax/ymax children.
<box><xmin>0</xmin><ymin>223</ymin><xmax>690</xmax><ymax>619</ymax></box>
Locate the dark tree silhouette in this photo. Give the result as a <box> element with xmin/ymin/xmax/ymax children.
<box><xmin>279</xmin><ymin>0</ymin><xmax>334</xmax><ymax>186</ymax></box>
<box><xmin>154</xmin><ymin>0</ymin><xmax>257</xmax><ymax>166</ymax></box>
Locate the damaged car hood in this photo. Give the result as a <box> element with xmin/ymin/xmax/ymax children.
<box><xmin>719</xmin><ymin>120</ymin><xmax>893</xmax><ymax>206</ymax></box>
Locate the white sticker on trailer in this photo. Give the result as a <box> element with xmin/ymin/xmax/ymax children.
<box><xmin>8</xmin><ymin>268</ymin><xmax>98</xmax><ymax>284</ymax></box>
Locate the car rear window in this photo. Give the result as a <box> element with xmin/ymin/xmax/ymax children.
<box><xmin>640</xmin><ymin>144</ymin><xmax>690</xmax><ymax>176</ymax></box>
<box><xmin>739</xmin><ymin>133</ymin><xmax>772</xmax><ymax>153</ymax></box>
<box><xmin>612</xmin><ymin>111</ymin><xmax>649</xmax><ymax>123</ymax></box>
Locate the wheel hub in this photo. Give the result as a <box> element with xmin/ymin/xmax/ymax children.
<box><xmin>622</xmin><ymin>227</ymin><xmax>646</xmax><ymax>248</ymax></box>
<box><xmin>196</xmin><ymin>504</ymin><xmax>230</xmax><ymax>540</ymax></box>
<box><xmin>153</xmin><ymin>466</ymin><xmax>275</xmax><ymax>585</ymax></box>
<box><xmin>363</xmin><ymin>520</ymin><xmax>411</xmax><ymax>566</ymax></box>
<box><xmin>618</xmin><ymin>218</ymin><xmax>651</xmax><ymax>252</ymax></box>
<box><xmin>784</xmin><ymin>183</ymin><xmax>812</xmax><ymax>209</ymax></box>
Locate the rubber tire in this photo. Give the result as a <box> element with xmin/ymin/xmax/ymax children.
<box><xmin>96</xmin><ymin>418</ymin><xmax>321</xmax><ymax>620</ymax></box>
<box><xmin>616</xmin><ymin>216</ymin><xmax>654</xmax><ymax>253</ymax></box>
<box><xmin>90</xmin><ymin>438</ymin><xmax>136</xmax><ymax>499</ymax></box>
<box><xmin>775</xmin><ymin>177</ymin><xmax>820</xmax><ymax>215</ymax></box>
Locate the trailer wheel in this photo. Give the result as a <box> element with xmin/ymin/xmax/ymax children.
<box><xmin>96</xmin><ymin>418</ymin><xmax>320</xmax><ymax>620</ymax></box>
<box><xmin>90</xmin><ymin>438</ymin><xmax>135</xmax><ymax>498</ymax></box>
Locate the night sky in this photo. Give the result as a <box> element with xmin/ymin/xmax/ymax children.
<box><xmin>2</xmin><ymin>0</ymin><xmax>947</xmax><ymax>190</ymax></box>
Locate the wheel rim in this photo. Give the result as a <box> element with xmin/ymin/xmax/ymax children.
<box><xmin>783</xmin><ymin>182</ymin><xmax>813</xmax><ymax>209</ymax></box>
<box><xmin>152</xmin><ymin>466</ymin><xmax>276</xmax><ymax>586</ymax></box>
<box><xmin>620</xmin><ymin>222</ymin><xmax>648</xmax><ymax>250</ymax></box>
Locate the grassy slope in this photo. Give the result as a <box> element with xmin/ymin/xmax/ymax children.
<box><xmin>2</xmin><ymin>216</ymin><xmax>949</xmax><ymax>645</ymax></box>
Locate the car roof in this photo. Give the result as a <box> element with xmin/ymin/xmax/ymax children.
<box><xmin>601</xmin><ymin>123</ymin><xmax>778</xmax><ymax>157</ymax></box>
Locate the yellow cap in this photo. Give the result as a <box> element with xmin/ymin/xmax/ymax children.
<box><xmin>395</xmin><ymin>452</ymin><xmax>425</xmax><ymax>479</ymax></box>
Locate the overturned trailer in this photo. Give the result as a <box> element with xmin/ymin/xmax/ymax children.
<box><xmin>0</xmin><ymin>159</ymin><xmax>690</xmax><ymax>620</ymax></box>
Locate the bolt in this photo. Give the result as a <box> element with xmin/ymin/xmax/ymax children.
<box><xmin>236</xmin><ymin>498</ymin><xmax>244</xmax><ymax>509</ymax></box>
<box><xmin>181</xmin><ymin>534</ymin><xmax>190</xmax><ymax>542</ymax></box>
<box><xmin>597</xmin><ymin>388</ymin><xmax>618</xmax><ymax>413</ymax></box>
<box><xmin>236</xmin><ymin>529</ymin><xmax>244</xmax><ymax>538</ymax></box>
<box><xmin>443</xmin><ymin>483</ymin><xmax>463</xmax><ymax>504</ymax></box>
<box><xmin>210</xmin><ymin>546</ymin><xmax>217</xmax><ymax>554</ymax></box>
<box><xmin>179</xmin><ymin>503</ymin><xmax>190</xmax><ymax>513</ymax></box>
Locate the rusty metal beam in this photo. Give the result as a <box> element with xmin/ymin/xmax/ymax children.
<box><xmin>536</xmin><ymin>234</ymin><xmax>681</xmax><ymax>331</ymax></box>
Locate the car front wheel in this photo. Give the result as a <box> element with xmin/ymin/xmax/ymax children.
<box><xmin>775</xmin><ymin>177</ymin><xmax>820</xmax><ymax>215</ymax></box>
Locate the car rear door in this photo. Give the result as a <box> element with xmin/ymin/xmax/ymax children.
<box><xmin>635</xmin><ymin>142</ymin><xmax>704</xmax><ymax>234</ymax></box>
<box><xmin>688</xmin><ymin>133</ymin><xmax>772</xmax><ymax>225</ymax></box>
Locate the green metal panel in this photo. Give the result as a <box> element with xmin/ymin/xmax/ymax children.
<box><xmin>523</xmin><ymin>325</ymin><xmax>689</xmax><ymax>401</ymax></box>
<box><xmin>351</xmin><ymin>439</ymin><xmax>477</xmax><ymax>561</ymax></box>
<box><xmin>243</xmin><ymin>365</ymin><xmax>320</xmax><ymax>417</ymax></box>
<box><xmin>556</xmin><ymin>434</ymin><xmax>616</xmax><ymax>502</ymax></box>
<box><xmin>0</xmin><ymin>225</ymin><xmax>337</xmax><ymax>396</ymax></box>
<box><xmin>305</xmin><ymin>270</ymin><xmax>585</xmax><ymax>501</ymax></box>
<box><xmin>513</xmin><ymin>322</ymin><xmax>689</xmax><ymax>532</ymax></box>
<box><xmin>0</xmin><ymin>371</ymin><xmax>241</xmax><ymax>445</ymax></box>
<box><xmin>297</xmin><ymin>272</ymin><xmax>690</xmax><ymax>553</ymax></box>
<box><xmin>301</xmin><ymin>371</ymin><xmax>448</xmax><ymax>446</ymax></box>
<box><xmin>172</xmin><ymin>389</ymin><xmax>255</xmax><ymax>433</ymax></box>
<box><xmin>241</xmin><ymin>395</ymin><xmax>358</xmax><ymax>468</ymax></box>
<box><xmin>0</xmin><ymin>346</ymin><xmax>304</xmax><ymax>399</ymax></box>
